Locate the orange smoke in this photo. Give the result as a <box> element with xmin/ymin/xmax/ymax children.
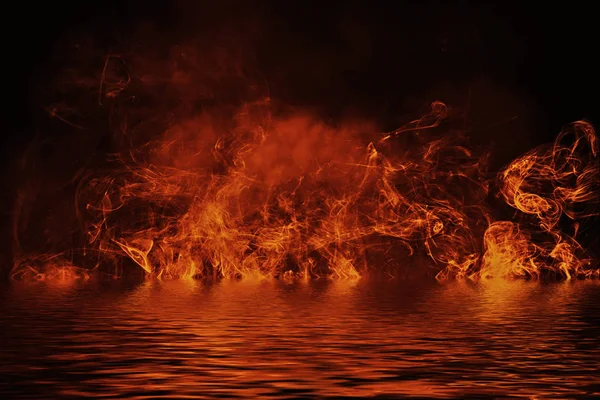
<box><xmin>9</xmin><ymin>54</ymin><xmax>599</xmax><ymax>282</ymax></box>
<box><xmin>484</xmin><ymin>121</ymin><xmax>599</xmax><ymax>279</ymax></box>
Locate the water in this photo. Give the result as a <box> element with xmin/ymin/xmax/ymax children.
<box><xmin>1</xmin><ymin>278</ymin><xmax>599</xmax><ymax>399</ymax></box>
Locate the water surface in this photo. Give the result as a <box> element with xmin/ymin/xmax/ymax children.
<box><xmin>1</xmin><ymin>278</ymin><xmax>599</xmax><ymax>398</ymax></box>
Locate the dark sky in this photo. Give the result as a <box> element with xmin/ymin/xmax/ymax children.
<box><xmin>2</xmin><ymin>1</ymin><xmax>598</xmax><ymax>134</ymax></box>
<box><xmin>4</xmin><ymin>1</ymin><xmax>597</xmax><ymax>145</ymax></box>
<box><xmin>0</xmin><ymin>1</ymin><xmax>597</xmax><ymax>275</ymax></box>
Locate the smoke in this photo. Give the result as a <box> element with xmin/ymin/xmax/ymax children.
<box><xmin>5</xmin><ymin>2</ymin><xmax>598</xmax><ymax>281</ymax></box>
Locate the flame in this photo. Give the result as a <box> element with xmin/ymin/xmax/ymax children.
<box><xmin>11</xmin><ymin>258</ymin><xmax>90</xmax><ymax>282</ymax></box>
<box><xmin>485</xmin><ymin>121</ymin><xmax>599</xmax><ymax>279</ymax></box>
<box><xmin>11</xmin><ymin>91</ymin><xmax>599</xmax><ymax>281</ymax></box>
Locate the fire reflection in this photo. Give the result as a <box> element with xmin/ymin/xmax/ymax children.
<box><xmin>2</xmin><ymin>279</ymin><xmax>599</xmax><ymax>398</ymax></box>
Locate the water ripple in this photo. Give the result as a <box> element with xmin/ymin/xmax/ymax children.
<box><xmin>1</xmin><ymin>279</ymin><xmax>599</xmax><ymax>398</ymax></box>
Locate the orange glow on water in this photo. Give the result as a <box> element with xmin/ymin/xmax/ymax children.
<box><xmin>3</xmin><ymin>279</ymin><xmax>599</xmax><ymax>398</ymax></box>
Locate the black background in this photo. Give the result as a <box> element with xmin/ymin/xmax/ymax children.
<box><xmin>0</xmin><ymin>0</ymin><xmax>597</xmax><ymax>275</ymax></box>
<box><xmin>5</xmin><ymin>1</ymin><xmax>598</xmax><ymax>145</ymax></box>
<box><xmin>4</xmin><ymin>1</ymin><xmax>598</xmax><ymax>161</ymax></box>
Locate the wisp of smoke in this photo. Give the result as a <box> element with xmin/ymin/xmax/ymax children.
<box><xmin>10</xmin><ymin>37</ymin><xmax>599</xmax><ymax>282</ymax></box>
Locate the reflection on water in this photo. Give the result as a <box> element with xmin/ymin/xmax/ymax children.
<box><xmin>1</xmin><ymin>278</ymin><xmax>599</xmax><ymax>398</ymax></box>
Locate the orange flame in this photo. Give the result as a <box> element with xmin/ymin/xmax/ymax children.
<box><xmin>483</xmin><ymin>121</ymin><xmax>599</xmax><ymax>279</ymax></box>
<box><xmin>11</xmin><ymin>98</ymin><xmax>599</xmax><ymax>281</ymax></box>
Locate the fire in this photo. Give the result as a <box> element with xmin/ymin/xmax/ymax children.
<box><xmin>10</xmin><ymin>61</ymin><xmax>599</xmax><ymax>281</ymax></box>
<box><xmin>10</xmin><ymin>259</ymin><xmax>90</xmax><ymax>282</ymax></box>
<box><xmin>486</xmin><ymin>121</ymin><xmax>599</xmax><ymax>279</ymax></box>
